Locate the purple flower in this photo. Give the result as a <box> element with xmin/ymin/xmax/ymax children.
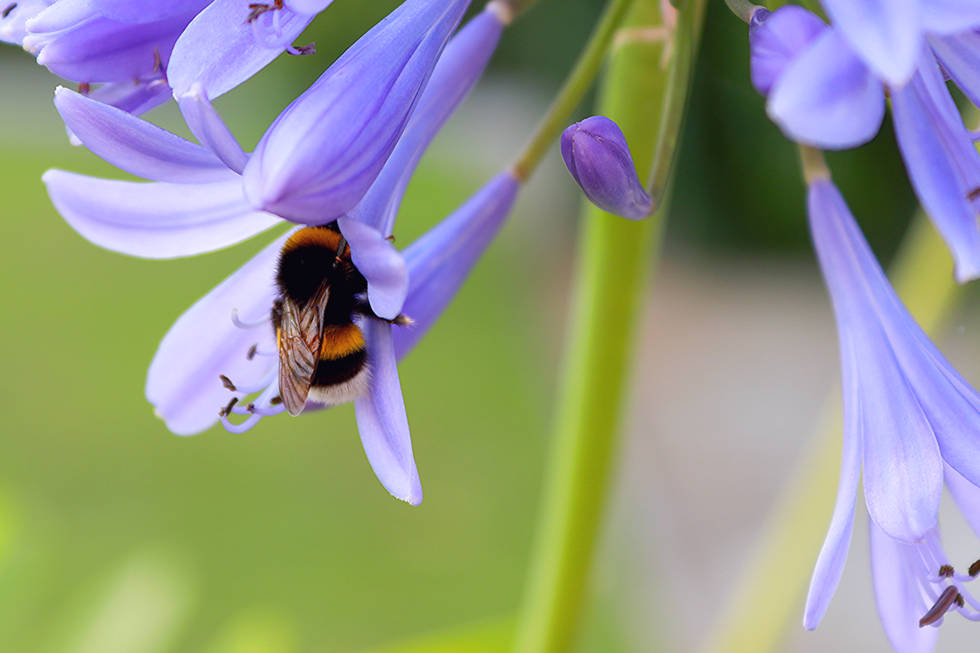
<box><xmin>560</xmin><ymin>116</ymin><xmax>652</xmax><ymax>220</ymax></box>
<box><xmin>239</xmin><ymin>0</ymin><xmax>472</xmax><ymax>224</ymax></box>
<box><xmin>802</xmin><ymin>177</ymin><xmax>980</xmax><ymax>640</ymax></box>
<box><xmin>43</xmin><ymin>4</ymin><xmax>510</xmax><ymax>504</ymax></box>
<box><xmin>818</xmin><ymin>0</ymin><xmax>980</xmax><ymax>86</ymax></box>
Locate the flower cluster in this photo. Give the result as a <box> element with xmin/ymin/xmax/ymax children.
<box><xmin>743</xmin><ymin>2</ymin><xmax>980</xmax><ymax>650</ymax></box>
<box><xmin>26</xmin><ymin>0</ymin><xmax>528</xmax><ymax>505</ymax></box>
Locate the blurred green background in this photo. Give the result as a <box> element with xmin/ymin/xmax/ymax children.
<box><xmin>0</xmin><ymin>1</ymin><xmax>923</xmax><ymax>652</ymax></box>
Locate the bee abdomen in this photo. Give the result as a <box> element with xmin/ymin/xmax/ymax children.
<box><xmin>313</xmin><ymin>349</ymin><xmax>367</xmax><ymax>386</ymax></box>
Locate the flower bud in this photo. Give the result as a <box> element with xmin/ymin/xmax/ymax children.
<box><xmin>560</xmin><ymin>115</ymin><xmax>652</xmax><ymax>220</ymax></box>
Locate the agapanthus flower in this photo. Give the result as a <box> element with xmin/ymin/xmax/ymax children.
<box><xmin>42</xmin><ymin>2</ymin><xmax>512</xmax><ymax>504</ymax></box>
<box><xmin>560</xmin><ymin>115</ymin><xmax>653</xmax><ymax>220</ymax></box>
<box><xmin>0</xmin><ymin>0</ymin><xmax>335</xmax><ymax>115</ymax></box>
<box><xmin>748</xmin><ymin>6</ymin><xmax>980</xmax><ymax>282</ymax></box>
<box><xmin>803</xmin><ymin>173</ymin><xmax>980</xmax><ymax>647</ymax></box>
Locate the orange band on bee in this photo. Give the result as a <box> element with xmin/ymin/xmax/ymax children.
<box><xmin>282</xmin><ymin>227</ymin><xmax>350</xmax><ymax>258</ymax></box>
<box><xmin>319</xmin><ymin>324</ymin><xmax>365</xmax><ymax>360</ymax></box>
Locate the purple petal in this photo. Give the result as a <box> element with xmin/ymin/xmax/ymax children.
<box><xmin>0</xmin><ymin>0</ymin><xmax>51</xmax><ymax>46</ymax></box>
<box><xmin>82</xmin><ymin>79</ymin><xmax>172</xmax><ymax>117</ymax></box>
<box><xmin>24</xmin><ymin>0</ymin><xmax>92</xmax><ymax>36</ymax></box>
<box><xmin>176</xmin><ymin>86</ymin><xmax>248</xmax><ymax>174</ymax></box>
<box><xmin>55</xmin><ymin>87</ymin><xmax>229</xmax><ymax>183</ymax></box>
<box><xmin>395</xmin><ymin>172</ymin><xmax>520</xmax><ymax>358</ymax></box>
<box><xmin>33</xmin><ymin>11</ymin><xmax>193</xmax><ymax>83</ymax></box>
<box><xmin>283</xmin><ymin>0</ymin><xmax>334</xmax><ymax>14</ymax></box>
<box><xmin>42</xmin><ymin>170</ymin><xmax>280</xmax><ymax>258</ymax></box>
<box><xmin>336</xmin><ymin>217</ymin><xmax>408</xmax><ymax>320</ymax></box>
<box><xmin>869</xmin><ymin>520</ymin><xmax>939</xmax><ymax>653</ymax></box>
<box><xmin>88</xmin><ymin>0</ymin><xmax>209</xmax><ymax>23</ymax></box>
<box><xmin>944</xmin><ymin>463</ymin><xmax>980</xmax><ymax>538</ymax></box>
<box><xmin>560</xmin><ymin>115</ymin><xmax>653</xmax><ymax>220</ymax></box>
<box><xmin>767</xmin><ymin>28</ymin><xmax>884</xmax><ymax>149</ymax></box>
<box><xmin>354</xmin><ymin>320</ymin><xmax>423</xmax><ymax>505</ymax></box>
<box><xmin>808</xmin><ymin>180</ymin><xmax>944</xmax><ymax>542</ymax></box>
<box><xmin>803</xmin><ymin>333</ymin><xmax>862</xmax><ymax>629</ymax></box>
<box><xmin>147</xmin><ymin>232</ymin><xmax>288</xmax><ymax>436</ymax></box>
<box><xmin>918</xmin><ymin>0</ymin><xmax>980</xmax><ymax>35</ymax></box>
<box><xmin>748</xmin><ymin>6</ymin><xmax>827</xmax><ymax>96</ymax></box>
<box><xmin>242</xmin><ymin>0</ymin><xmax>471</xmax><ymax>223</ymax></box>
<box><xmin>167</xmin><ymin>0</ymin><xmax>314</xmax><ymax>100</ymax></box>
<box><xmin>929</xmin><ymin>31</ymin><xmax>980</xmax><ymax>110</ymax></box>
<box><xmin>891</xmin><ymin>53</ymin><xmax>980</xmax><ymax>282</ymax></box>
<box><xmin>820</xmin><ymin>0</ymin><xmax>920</xmax><ymax>86</ymax></box>
<box><xmin>348</xmin><ymin>5</ymin><xmax>505</xmax><ymax>235</ymax></box>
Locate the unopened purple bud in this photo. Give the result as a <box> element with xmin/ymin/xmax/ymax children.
<box><xmin>242</xmin><ymin>0</ymin><xmax>471</xmax><ymax>224</ymax></box>
<box><xmin>560</xmin><ymin>116</ymin><xmax>652</xmax><ymax>220</ymax></box>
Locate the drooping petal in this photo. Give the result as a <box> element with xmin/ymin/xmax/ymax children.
<box><xmin>819</xmin><ymin>0</ymin><xmax>920</xmax><ymax>86</ymax></box>
<box><xmin>42</xmin><ymin>170</ymin><xmax>280</xmax><ymax>258</ymax></box>
<box><xmin>918</xmin><ymin>0</ymin><xmax>980</xmax><ymax>35</ymax></box>
<box><xmin>869</xmin><ymin>520</ymin><xmax>940</xmax><ymax>653</ymax></box>
<box><xmin>167</xmin><ymin>0</ymin><xmax>314</xmax><ymax>100</ymax></box>
<box><xmin>354</xmin><ymin>319</ymin><xmax>423</xmax><ymax>505</ymax></box>
<box><xmin>336</xmin><ymin>217</ymin><xmax>408</xmax><ymax>320</ymax></box>
<box><xmin>891</xmin><ymin>52</ymin><xmax>980</xmax><ymax>282</ymax></box>
<box><xmin>767</xmin><ymin>28</ymin><xmax>884</xmax><ymax>149</ymax></box>
<box><xmin>808</xmin><ymin>180</ymin><xmax>944</xmax><ymax>543</ymax></box>
<box><xmin>176</xmin><ymin>86</ymin><xmax>248</xmax><ymax>174</ymax></box>
<box><xmin>242</xmin><ymin>0</ymin><xmax>472</xmax><ymax>224</ymax></box>
<box><xmin>88</xmin><ymin>0</ymin><xmax>209</xmax><ymax>23</ymax></box>
<box><xmin>54</xmin><ymin>87</ymin><xmax>229</xmax><ymax>183</ymax></box>
<box><xmin>395</xmin><ymin>172</ymin><xmax>520</xmax><ymax>358</ymax></box>
<box><xmin>929</xmin><ymin>31</ymin><xmax>980</xmax><ymax>109</ymax></box>
<box><xmin>803</xmin><ymin>334</ymin><xmax>862</xmax><ymax>629</ymax></box>
<box><xmin>561</xmin><ymin>115</ymin><xmax>653</xmax><ymax>220</ymax></box>
<box><xmin>348</xmin><ymin>5</ymin><xmax>506</xmax><ymax>235</ymax></box>
<box><xmin>147</xmin><ymin>232</ymin><xmax>288</xmax><ymax>436</ymax></box>
<box><xmin>748</xmin><ymin>6</ymin><xmax>827</xmax><ymax>96</ymax></box>
<box><xmin>33</xmin><ymin>11</ymin><xmax>194</xmax><ymax>83</ymax></box>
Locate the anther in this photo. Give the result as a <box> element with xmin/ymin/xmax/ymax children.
<box><xmin>969</xmin><ymin>559</ymin><xmax>980</xmax><ymax>577</ymax></box>
<box><xmin>939</xmin><ymin>564</ymin><xmax>955</xmax><ymax>578</ymax></box>
<box><xmin>219</xmin><ymin>396</ymin><xmax>239</xmax><ymax>417</ymax></box>
<box><xmin>151</xmin><ymin>47</ymin><xmax>162</xmax><ymax>74</ymax></box>
<box><xmin>246</xmin><ymin>402</ymin><xmax>256</xmax><ymax>413</ymax></box>
<box><xmin>920</xmin><ymin>586</ymin><xmax>962</xmax><ymax>627</ymax></box>
<box><xmin>270</xmin><ymin>396</ymin><xmax>283</xmax><ymax>406</ymax></box>
<box><xmin>288</xmin><ymin>42</ymin><xmax>316</xmax><ymax>56</ymax></box>
<box><xmin>247</xmin><ymin>344</ymin><xmax>258</xmax><ymax>360</ymax></box>
<box><xmin>392</xmin><ymin>314</ymin><xmax>415</xmax><ymax>326</ymax></box>
<box><xmin>219</xmin><ymin>374</ymin><xmax>237</xmax><ymax>391</ymax></box>
<box><xmin>78</xmin><ymin>82</ymin><xmax>91</xmax><ymax>95</ymax></box>
<box><xmin>1</xmin><ymin>3</ymin><xmax>16</xmax><ymax>19</ymax></box>
<box><xmin>246</xmin><ymin>0</ymin><xmax>283</xmax><ymax>23</ymax></box>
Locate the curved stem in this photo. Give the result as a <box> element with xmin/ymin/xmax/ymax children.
<box><xmin>697</xmin><ymin>214</ymin><xmax>962</xmax><ymax>653</ymax></box>
<box><xmin>511</xmin><ymin>1</ymin><xmax>706</xmax><ymax>652</ymax></box>
<box><xmin>509</xmin><ymin>0</ymin><xmax>637</xmax><ymax>182</ymax></box>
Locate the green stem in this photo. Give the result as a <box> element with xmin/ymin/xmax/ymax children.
<box><xmin>697</xmin><ymin>215</ymin><xmax>961</xmax><ymax>653</ymax></box>
<box><xmin>510</xmin><ymin>0</ymin><xmax>637</xmax><ymax>182</ymax></box>
<box><xmin>512</xmin><ymin>2</ymin><xmax>706</xmax><ymax>652</ymax></box>
<box><xmin>722</xmin><ymin>0</ymin><xmax>760</xmax><ymax>23</ymax></box>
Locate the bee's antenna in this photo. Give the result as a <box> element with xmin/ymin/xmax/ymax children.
<box><xmin>333</xmin><ymin>234</ymin><xmax>347</xmax><ymax>268</ymax></box>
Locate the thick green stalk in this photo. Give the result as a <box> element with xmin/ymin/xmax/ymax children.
<box><xmin>698</xmin><ymin>214</ymin><xmax>961</xmax><ymax>653</ymax></box>
<box><xmin>512</xmin><ymin>1</ymin><xmax>705</xmax><ymax>652</ymax></box>
<box><xmin>510</xmin><ymin>0</ymin><xmax>637</xmax><ymax>181</ymax></box>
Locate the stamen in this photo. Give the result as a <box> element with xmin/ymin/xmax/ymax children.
<box><xmin>219</xmin><ymin>396</ymin><xmax>239</xmax><ymax>417</ymax></box>
<box><xmin>247</xmin><ymin>344</ymin><xmax>258</xmax><ymax>360</ymax></box>
<box><xmin>245</xmin><ymin>0</ymin><xmax>283</xmax><ymax>23</ymax></box>
<box><xmin>219</xmin><ymin>368</ymin><xmax>277</xmax><ymax>395</ymax></box>
<box><xmin>270</xmin><ymin>396</ymin><xmax>283</xmax><ymax>405</ymax></box>
<box><xmin>220</xmin><ymin>413</ymin><xmax>262</xmax><ymax>434</ymax></box>
<box><xmin>968</xmin><ymin>187</ymin><xmax>980</xmax><ymax>202</ymax></box>
<box><xmin>231</xmin><ymin>308</ymin><xmax>269</xmax><ymax>329</ymax></box>
<box><xmin>151</xmin><ymin>47</ymin><xmax>162</xmax><ymax>74</ymax></box>
<box><xmin>1</xmin><ymin>3</ymin><xmax>16</xmax><ymax>19</ymax></box>
<box><xmin>939</xmin><ymin>564</ymin><xmax>955</xmax><ymax>578</ymax></box>
<box><xmin>969</xmin><ymin>559</ymin><xmax>980</xmax><ymax>577</ymax></box>
<box><xmin>78</xmin><ymin>82</ymin><xmax>91</xmax><ymax>95</ymax></box>
<box><xmin>219</xmin><ymin>374</ymin><xmax>237</xmax><ymax>391</ymax></box>
<box><xmin>921</xmin><ymin>586</ymin><xmax>962</xmax><ymax>627</ymax></box>
<box><xmin>287</xmin><ymin>42</ymin><xmax>317</xmax><ymax>56</ymax></box>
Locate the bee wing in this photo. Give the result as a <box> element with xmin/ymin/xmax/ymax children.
<box><xmin>276</xmin><ymin>283</ymin><xmax>330</xmax><ymax>416</ymax></box>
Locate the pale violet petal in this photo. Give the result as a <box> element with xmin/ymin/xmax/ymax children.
<box><xmin>168</xmin><ymin>0</ymin><xmax>313</xmax><ymax>99</ymax></box>
<box><xmin>944</xmin><ymin>463</ymin><xmax>980</xmax><ymax>538</ymax></box>
<box><xmin>820</xmin><ymin>0</ymin><xmax>920</xmax><ymax>86</ymax></box>
<box><xmin>42</xmin><ymin>170</ymin><xmax>280</xmax><ymax>258</ymax></box>
<box><xmin>354</xmin><ymin>320</ymin><xmax>423</xmax><ymax>505</ymax></box>
<box><xmin>55</xmin><ymin>86</ymin><xmax>229</xmax><ymax>182</ymax></box>
<box><xmin>748</xmin><ymin>6</ymin><xmax>827</xmax><ymax>96</ymax></box>
<box><xmin>929</xmin><ymin>32</ymin><xmax>980</xmax><ymax>110</ymax></box>
<box><xmin>88</xmin><ymin>0</ymin><xmax>209</xmax><ymax>23</ymax></box>
<box><xmin>177</xmin><ymin>86</ymin><xmax>248</xmax><ymax>174</ymax></box>
<box><xmin>336</xmin><ymin>217</ymin><xmax>408</xmax><ymax>320</ymax></box>
<box><xmin>283</xmin><ymin>0</ymin><xmax>334</xmax><ymax>15</ymax></box>
<box><xmin>147</xmin><ymin>232</ymin><xmax>289</xmax><ymax>436</ymax></box>
<box><xmin>918</xmin><ymin>0</ymin><xmax>980</xmax><ymax>35</ymax></box>
<box><xmin>767</xmin><ymin>28</ymin><xmax>884</xmax><ymax>149</ymax></box>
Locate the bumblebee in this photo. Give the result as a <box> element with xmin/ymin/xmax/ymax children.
<box><xmin>272</xmin><ymin>222</ymin><xmax>408</xmax><ymax>416</ymax></box>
